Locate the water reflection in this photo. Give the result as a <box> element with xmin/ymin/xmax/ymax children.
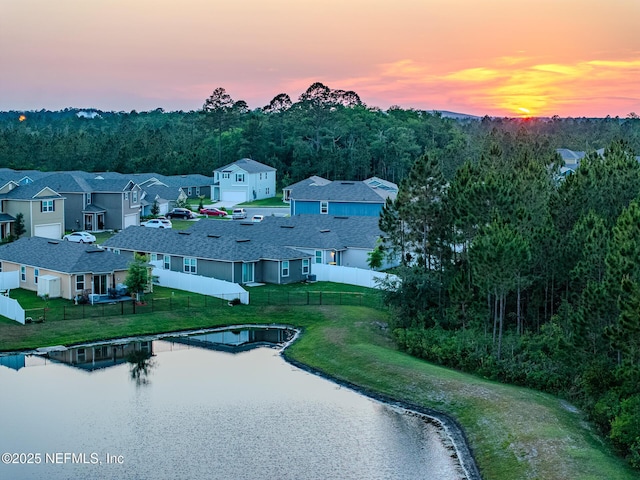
<box><xmin>127</xmin><ymin>350</ymin><xmax>156</xmax><ymax>386</ymax></box>
<box><xmin>0</xmin><ymin>327</ymin><xmax>469</xmax><ymax>480</ymax></box>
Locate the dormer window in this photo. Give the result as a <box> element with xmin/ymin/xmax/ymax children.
<box><xmin>320</xmin><ymin>201</ymin><xmax>328</xmax><ymax>214</ymax></box>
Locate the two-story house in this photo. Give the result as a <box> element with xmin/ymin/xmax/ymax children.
<box><xmin>0</xmin><ymin>178</ymin><xmax>66</xmax><ymax>239</ymax></box>
<box><xmin>42</xmin><ymin>172</ymin><xmax>142</xmax><ymax>231</ymax></box>
<box><xmin>213</xmin><ymin>159</ymin><xmax>276</xmax><ymax>203</ymax></box>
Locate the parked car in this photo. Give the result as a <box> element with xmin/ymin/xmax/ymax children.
<box><xmin>232</xmin><ymin>208</ymin><xmax>247</xmax><ymax>220</ymax></box>
<box><xmin>200</xmin><ymin>207</ymin><xmax>227</xmax><ymax>217</ymax></box>
<box><xmin>251</xmin><ymin>215</ymin><xmax>264</xmax><ymax>222</ymax></box>
<box><xmin>63</xmin><ymin>231</ymin><xmax>97</xmax><ymax>243</ymax></box>
<box><xmin>166</xmin><ymin>208</ymin><xmax>196</xmax><ymax>220</ymax></box>
<box><xmin>142</xmin><ymin>218</ymin><xmax>172</xmax><ymax>229</ymax></box>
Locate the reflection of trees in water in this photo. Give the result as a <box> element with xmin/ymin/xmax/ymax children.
<box><xmin>127</xmin><ymin>350</ymin><xmax>156</xmax><ymax>386</ymax></box>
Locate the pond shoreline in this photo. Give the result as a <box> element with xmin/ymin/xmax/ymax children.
<box><xmin>1</xmin><ymin>323</ymin><xmax>482</xmax><ymax>480</ymax></box>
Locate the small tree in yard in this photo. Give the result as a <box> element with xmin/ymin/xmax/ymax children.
<box><xmin>14</xmin><ymin>213</ymin><xmax>25</xmax><ymax>239</ymax></box>
<box><xmin>125</xmin><ymin>254</ymin><xmax>149</xmax><ymax>303</ymax></box>
<box><xmin>151</xmin><ymin>199</ymin><xmax>160</xmax><ymax>217</ymax></box>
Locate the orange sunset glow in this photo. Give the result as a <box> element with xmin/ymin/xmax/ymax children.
<box><xmin>0</xmin><ymin>0</ymin><xmax>638</xmax><ymax>116</ymax></box>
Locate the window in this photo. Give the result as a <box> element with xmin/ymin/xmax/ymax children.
<box><xmin>34</xmin><ymin>268</ymin><xmax>39</xmax><ymax>284</ymax></box>
<box><xmin>76</xmin><ymin>348</ymin><xmax>86</xmax><ymax>363</ymax></box>
<box><xmin>302</xmin><ymin>259</ymin><xmax>310</xmax><ymax>275</ymax></box>
<box><xmin>260</xmin><ymin>173</ymin><xmax>262</xmax><ymax>180</ymax></box>
<box><xmin>184</xmin><ymin>257</ymin><xmax>196</xmax><ymax>274</ymax></box>
<box><xmin>86</xmin><ymin>193</ymin><xmax>92</xmax><ymax>205</ymax></box>
<box><xmin>196</xmin><ymin>187</ymin><xmax>200</xmax><ymax>196</ymax></box>
<box><xmin>76</xmin><ymin>274</ymin><xmax>85</xmax><ymax>291</ymax></box>
<box><xmin>113</xmin><ymin>249</ymin><xmax>120</xmax><ymax>255</ymax></box>
<box><xmin>150</xmin><ymin>253</ymin><xmax>158</xmax><ymax>262</ymax></box>
<box><xmin>41</xmin><ymin>200</ymin><xmax>54</xmax><ymax>212</ymax></box>
<box><xmin>124</xmin><ymin>192</ymin><xmax>129</xmax><ymax>200</ymax></box>
<box><xmin>132</xmin><ymin>190</ymin><xmax>138</xmax><ymax>203</ymax></box>
<box><xmin>20</xmin><ymin>265</ymin><xmax>26</xmax><ymax>282</ymax></box>
<box><xmin>320</xmin><ymin>201</ymin><xmax>328</xmax><ymax>214</ymax></box>
<box><xmin>222</xmin><ymin>173</ymin><xmax>230</xmax><ymax>179</ymax></box>
<box><xmin>187</xmin><ymin>187</ymin><xmax>192</xmax><ymax>196</ymax></box>
<box><xmin>266</xmin><ymin>188</ymin><xmax>270</xmax><ymax>195</ymax></box>
<box><xmin>164</xmin><ymin>256</ymin><xmax>171</xmax><ymax>270</ymax></box>
<box><xmin>281</xmin><ymin>260</ymin><xmax>289</xmax><ymax>277</ymax></box>
<box><xmin>235</xmin><ymin>173</ymin><xmax>245</xmax><ymax>183</ymax></box>
<box><xmin>265</xmin><ymin>173</ymin><xmax>268</xmax><ymax>179</ymax></box>
<box><xmin>315</xmin><ymin>250</ymin><xmax>323</xmax><ymax>264</ymax></box>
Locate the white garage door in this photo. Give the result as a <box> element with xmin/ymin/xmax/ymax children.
<box><xmin>34</xmin><ymin>223</ymin><xmax>62</xmax><ymax>239</ymax></box>
<box><xmin>123</xmin><ymin>214</ymin><xmax>138</xmax><ymax>229</ymax></box>
<box><xmin>221</xmin><ymin>191</ymin><xmax>247</xmax><ymax>204</ymax></box>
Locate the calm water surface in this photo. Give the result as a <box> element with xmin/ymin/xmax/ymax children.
<box><xmin>0</xmin><ymin>330</ymin><xmax>467</xmax><ymax>479</ymax></box>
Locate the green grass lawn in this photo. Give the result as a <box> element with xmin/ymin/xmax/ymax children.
<box><xmin>237</xmin><ymin>194</ymin><xmax>288</xmax><ymax>207</ymax></box>
<box><xmin>0</xmin><ymin>286</ymin><xmax>636</xmax><ymax>480</ymax></box>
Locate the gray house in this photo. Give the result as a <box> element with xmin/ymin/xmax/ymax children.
<box><xmin>102</xmin><ymin>226</ymin><xmax>311</xmax><ymax>285</ymax></box>
<box><xmin>41</xmin><ymin>172</ymin><xmax>142</xmax><ymax>231</ymax></box>
<box><xmin>188</xmin><ymin>214</ymin><xmax>397</xmax><ymax>270</ymax></box>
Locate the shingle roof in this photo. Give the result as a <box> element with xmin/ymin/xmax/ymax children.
<box><xmin>187</xmin><ymin>214</ymin><xmax>382</xmax><ymax>251</ymax></box>
<box><xmin>0</xmin><ymin>237</ymin><xmax>132</xmax><ymax>274</ymax></box>
<box><xmin>2</xmin><ymin>178</ymin><xmax>63</xmax><ymax>200</ymax></box>
<box><xmin>284</xmin><ymin>176</ymin><xmax>331</xmax><ymax>190</ymax></box>
<box><xmin>103</xmin><ymin>226</ymin><xmax>308</xmax><ymax>262</ymax></box>
<box><xmin>215</xmin><ymin>158</ymin><xmax>276</xmax><ymax>174</ymax></box>
<box><xmin>290</xmin><ymin>180</ymin><xmax>389</xmax><ymax>203</ymax></box>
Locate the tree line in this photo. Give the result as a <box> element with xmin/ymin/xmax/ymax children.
<box><xmin>1</xmin><ymin>82</ymin><xmax>638</xmax><ymax>189</ymax></box>
<box><xmin>378</xmin><ymin>134</ymin><xmax>640</xmax><ymax>469</ymax></box>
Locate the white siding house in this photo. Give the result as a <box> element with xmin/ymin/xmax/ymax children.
<box><xmin>213</xmin><ymin>159</ymin><xmax>276</xmax><ymax>203</ymax></box>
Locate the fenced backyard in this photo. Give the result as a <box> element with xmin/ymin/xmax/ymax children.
<box><xmin>18</xmin><ymin>284</ymin><xmax>384</xmax><ymax>323</ymax></box>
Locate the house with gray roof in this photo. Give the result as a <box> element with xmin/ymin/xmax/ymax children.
<box><xmin>102</xmin><ymin>225</ymin><xmax>311</xmax><ymax>285</ymax></box>
<box><xmin>0</xmin><ymin>236</ymin><xmax>132</xmax><ymax>300</ymax></box>
<box><xmin>40</xmin><ymin>171</ymin><xmax>142</xmax><ymax>232</ymax></box>
<box><xmin>187</xmin><ymin>214</ymin><xmax>398</xmax><ymax>270</ymax></box>
<box><xmin>0</xmin><ymin>176</ymin><xmax>66</xmax><ymax>240</ymax></box>
<box><xmin>213</xmin><ymin>158</ymin><xmax>276</xmax><ymax>204</ymax></box>
<box><xmin>286</xmin><ymin>176</ymin><xmax>397</xmax><ymax>217</ymax></box>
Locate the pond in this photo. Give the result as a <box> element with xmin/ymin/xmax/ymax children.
<box><xmin>0</xmin><ymin>327</ymin><xmax>472</xmax><ymax>479</ymax></box>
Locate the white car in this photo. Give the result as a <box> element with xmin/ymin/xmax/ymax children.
<box><xmin>63</xmin><ymin>231</ymin><xmax>96</xmax><ymax>243</ymax></box>
<box><xmin>232</xmin><ymin>208</ymin><xmax>247</xmax><ymax>220</ymax></box>
<box><xmin>142</xmin><ymin>218</ymin><xmax>172</xmax><ymax>229</ymax></box>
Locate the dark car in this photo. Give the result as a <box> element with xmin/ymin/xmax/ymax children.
<box><xmin>166</xmin><ymin>208</ymin><xmax>196</xmax><ymax>219</ymax></box>
<box><xmin>200</xmin><ymin>207</ymin><xmax>227</xmax><ymax>217</ymax></box>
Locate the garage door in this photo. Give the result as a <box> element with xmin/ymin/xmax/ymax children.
<box><xmin>123</xmin><ymin>214</ymin><xmax>138</xmax><ymax>229</ymax></box>
<box><xmin>221</xmin><ymin>191</ymin><xmax>247</xmax><ymax>204</ymax></box>
<box><xmin>34</xmin><ymin>223</ymin><xmax>62</xmax><ymax>239</ymax></box>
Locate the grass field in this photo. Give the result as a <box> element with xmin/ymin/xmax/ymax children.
<box><xmin>0</xmin><ymin>285</ymin><xmax>636</xmax><ymax>480</ymax></box>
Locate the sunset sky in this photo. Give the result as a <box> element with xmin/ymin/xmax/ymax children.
<box><xmin>1</xmin><ymin>0</ymin><xmax>639</xmax><ymax>117</ymax></box>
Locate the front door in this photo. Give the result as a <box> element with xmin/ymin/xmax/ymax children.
<box><xmin>93</xmin><ymin>275</ymin><xmax>108</xmax><ymax>295</ymax></box>
<box><xmin>242</xmin><ymin>263</ymin><xmax>254</xmax><ymax>284</ymax></box>
<box><xmin>84</xmin><ymin>214</ymin><xmax>93</xmax><ymax>231</ymax></box>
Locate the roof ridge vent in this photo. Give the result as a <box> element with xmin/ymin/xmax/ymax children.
<box><xmin>280</xmin><ymin>225</ymin><xmax>295</xmax><ymax>229</ymax></box>
<box><xmin>207</xmin><ymin>234</ymin><xmax>221</xmax><ymax>238</ymax></box>
<box><xmin>236</xmin><ymin>239</ymin><xmax>250</xmax><ymax>243</ymax></box>
<box><xmin>320</xmin><ymin>229</ymin><xmax>330</xmax><ymax>233</ymax></box>
<box><xmin>178</xmin><ymin>231</ymin><xmax>191</xmax><ymax>235</ymax></box>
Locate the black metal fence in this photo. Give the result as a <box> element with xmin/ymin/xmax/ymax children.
<box><xmin>24</xmin><ymin>290</ymin><xmax>383</xmax><ymax>322</ymax></box>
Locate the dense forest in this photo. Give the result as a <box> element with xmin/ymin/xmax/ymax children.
<box><xmin>2</xmin><ymin>82</ymin><xmax>640</xmax><ymax>468</ymax></box>
<box><xmin>1</xmin><ymin>82</ymin><xmax>639</xmax><ymax>186</ymax></box>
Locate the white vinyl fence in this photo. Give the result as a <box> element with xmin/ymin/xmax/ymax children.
<box><xmin>312</xmin><ymin>264</ymin><xmax>398</xmax><ymax>289</ymax></box>
<box><xmin>0</xmin><ymin>271</ymin><xmax>24</xmax><ymax>324</ymax></box>
<box><xmin>152</xmin><ymin>267</ymin><xmax>249</xmax><ymax>304</ymax></box>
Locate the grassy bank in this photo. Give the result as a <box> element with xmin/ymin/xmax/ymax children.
<box><xmin>0</xmin><ymin>290</ymin><xmax>635</xmax><ymax>479</ymax></box>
